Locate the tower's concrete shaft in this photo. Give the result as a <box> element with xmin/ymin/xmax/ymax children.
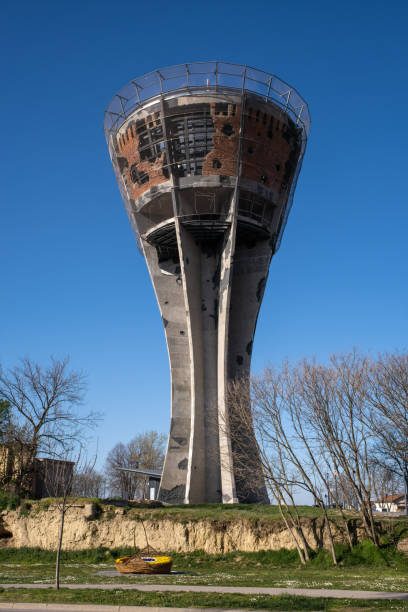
<box><xmin>105</xmin><ymin>63</ymin><xmax>309</xmax><ymax>504</ymax></box>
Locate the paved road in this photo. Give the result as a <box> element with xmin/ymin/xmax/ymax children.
<box><xmin>0</xmin><ymin>583</ymin><xmax>408</xmax><ymax>601</ymax></box>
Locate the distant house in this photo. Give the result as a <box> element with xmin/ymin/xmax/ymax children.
<box><xmin>373</xmin><ymin>494</ymin><xmax>406</xmax><ymax>513</ymax></box>
<box><xmin>0</xmin><ymin>444</ymin><xmax>74</xmax><ymax>498</ymax></box>
<box><xmin>33</xmin><ymin>458</ymin><xmax>75</xmax><ymax>499</ymax></box>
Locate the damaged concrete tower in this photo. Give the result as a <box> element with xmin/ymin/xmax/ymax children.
<box><xmin>104</xmin><ymin>63</ymin><xmax>310</xmax><ymax>504</ymax></box>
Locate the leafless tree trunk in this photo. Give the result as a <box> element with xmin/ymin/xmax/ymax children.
<box><xmin>42</xmin><ymin>451</ymin><xmax>96</xmax><ymax>589</ymax></box>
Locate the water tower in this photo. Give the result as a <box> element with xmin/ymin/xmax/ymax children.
<box><xmin>104</xmin><ymin>62</ymin><xmax>310</xmax><ymax>504</ymax></box>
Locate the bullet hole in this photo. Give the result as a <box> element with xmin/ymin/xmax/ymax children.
<box><xmin>176</xmin><ymin>277</ymin><xmax>182</xmax><ymax>286</ymax></box>
<box><xmin>164</xmin><ymin>300</ymin><xmax>169</xmax><ymax>305</ymax></box>
<box><xmin>185</xmin><ymin>257</ymin><xmax>189</xmax><ymax>264</ymax></box>
<box><xmin>178</xmin><ymin>458</ymin><xmax>188</xmax><ymax>470</ymax></box>
<box><xmin>201</xmin><ymin>303</ymin><xmax>207</xmax><ymax>311</ymax></box>
<box><xmin>246</xmin><ymin>340</ymin><xmax>253</xmax><ymax>355</ymax></box>
<box><xmin>221</xmin><ymin>123</ymin><xmax>234</xmax><ymax>137</ymax></box>
<box><xmin>116</xmin><ymin>157</ymin><xmax>128</xmax><ymax>172</ymax></box>
<box><xmin>172</xmin><ymin>436</ymin><xmax>187</xmax><ymax>446</ymax></box>
<box><xmin>162</xmin><ymin>317</ymin><xmax>169</xmax><ymax>328</ymax></box>
<box><xmin>180</xmin><ymin>330</ymin><xmax>185</xmax><ymax>335</ymax></box>
<box><xmin>261</xmin><ymin>175</ymin><xmax>268</xmax><ymax>184</ymax></box>
<box><xmin>212</xmin><ymin>158</ymin><xmax>222</xmax><ymax>169</ymax></box>
<box><xmin>236</xmin><ymin>355</ymin><xmax>243</xmax><ymax>365</ymax></box>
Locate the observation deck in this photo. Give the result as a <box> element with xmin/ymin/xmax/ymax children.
<box><xmin>104</xmin><ymin>62</ymin><xmax>310</xmax><ymax>258</ymax></box>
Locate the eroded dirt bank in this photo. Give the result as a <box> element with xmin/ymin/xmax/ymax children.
<box><xmin>0</xmin><ymin>505</ymin><xmax>365</xmax><ymax>553</ymax></box>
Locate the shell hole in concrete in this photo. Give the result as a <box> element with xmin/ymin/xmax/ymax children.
<box><xmin>221</xmin><ymin>124</ymin><xmax>234</xmax><ymax>137</ymax></box>
<box><xmin>130</xmin><ymin>164</ymin><xmax>149</xmax><ymax>185</ymax></box>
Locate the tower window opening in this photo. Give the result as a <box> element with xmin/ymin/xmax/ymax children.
<box><xmin>137</xmin><ymin>119</ymin><xmax>164</xmax><ymax>163</ymax></box>
<box><xmin>247</xmin><ymin>146</ymin><xmax>254</xmax><ymax>154</ymax></box>
<box><xmin>167</xmin><ymin>107</ymin><xmax>215</xmax><ymax>176</ymax></box>
<box><xmin>255</xmin><ymin>110</ymin><xmax>260</xmax><ymax>122</ymax></box>
<box><xmin>213</xmin><ymin>158</ymin><xmax>222</xmax><ymax>169</ymax></box>
<box><xmin>261</xmin><ymin>174</ymin><xmax>268</xmax><ymax>184</ymax></box>
<box><xmin>215</xmin><ymin>103</ymin><xmax>228</xmax><ymax>116</ymax></box>
<box><xmin>231</xmin><ymin>104</ymin><xmax>236</xmax><ymax>116</ymax></box>
<box><xmin>252</xmin><ymin>201</ymin><xmax>264</xmax><ymax>219</ymax></box>
<box><xmin>263</xmin><ymin>113</ymin><xmax>267</xmax><ymax>125</ymax></box>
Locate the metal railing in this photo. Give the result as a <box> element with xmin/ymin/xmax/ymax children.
<box><xmin>104</xmin><ymin>62</ymin><xmax>310</xmax><ymax>140</ymax></box>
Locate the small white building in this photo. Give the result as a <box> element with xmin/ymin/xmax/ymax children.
<box><xmin>373</xmin><ymin>494</ymin><xmax>406</xmax><ymax>513</ymax></box>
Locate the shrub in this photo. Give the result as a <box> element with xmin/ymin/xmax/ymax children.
<box><xmin>0</xmin><ymin>490</ymin><xmax>20</xmax><ymax>511</ymax></box>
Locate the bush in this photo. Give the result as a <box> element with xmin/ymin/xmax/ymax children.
<box><xmin>0</xmin><ymin>490</ymin><xmax>20</xmax><ymax>511</ymax></box>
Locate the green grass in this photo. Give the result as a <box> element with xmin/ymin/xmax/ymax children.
<box><xmin>0</xmin><ymin>588</ymin><xmax>407</xmax><ymax>611</ymax></box>
<box><xmin>0</xmin><ymin>490</ymin><xmax>20</xmax><ymax>511</ymax></box>
<box><xmin>0</xmin><ymin>544</ymin><xmax>408</xmax><ymax>592</ymax></box>
<box><xmin>123</xmin><ymin>502</ymin><xmax>328</xmax><ymax>522</ymax></box>
<box><xmin>0</xmin><ymin>540</ymin><xmax>406</xmax><ymax>570</ymax></box>
<box><xmin>20</xmin><ymin>500</ymin><xmax>331</xmax><ymax>522</ymax></box>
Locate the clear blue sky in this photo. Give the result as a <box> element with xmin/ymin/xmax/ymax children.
<box><xmin>1</xmin><ymin>0</ymin><xmax>407</xmax><ymax>469</ymax></box>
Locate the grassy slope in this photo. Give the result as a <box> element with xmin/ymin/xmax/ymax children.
<box><xmin>23</xmin><ymin>500</ymin><xmax>327</xmax><ymax>521</ymax></box>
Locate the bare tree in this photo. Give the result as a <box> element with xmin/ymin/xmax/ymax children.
<box><xmin>0</xmin><ymin>356</ymin><xmax>101</xmax><ymax>495</ymax></box>
<box><xmin>364</xmin><ymin>353</ymin><xmax>408</xmax><ymax>515</ymax></box>
<box><xmin>298</xmin><ymin>353</ymin><xmax>381</xmax><ymax>545</ymax></box>
<box><xmin>227</xmin><ymin>377</ymin><xmax>313</xmax><ymax>564</ymax></box>
<box><xmin>105</xmin><ymin>431</ymin><xmax>166</xmax><ymax>499</ymax></box>
<box><xmin>40</xmin><ymin>450</ymin><xmax>90</xmax><ymax>589</ymax></box>
<box><xmin>71</xmin><ymin>466</ymin><xmax>106</xmax><ymax>498</ymax></box>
